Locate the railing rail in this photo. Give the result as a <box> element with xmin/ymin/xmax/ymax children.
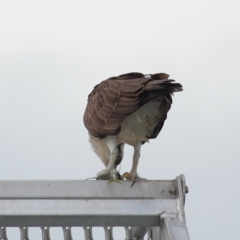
<box><xmin>0</xmin><ymin>175</ymin><xmax>190</xmax><ymax>240</ymax></box>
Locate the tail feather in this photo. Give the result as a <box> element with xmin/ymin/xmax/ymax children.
<box><xmin>139</xmin><ymin>77</ymin><xmax>182</xmax><ymax>107</ymax></box>
<box><xmin>145</xmin><ymin>78</ymin><xmax>182</xmax><ymax>92</ymax></box>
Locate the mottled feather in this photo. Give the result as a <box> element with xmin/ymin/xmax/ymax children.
<box><xmin>83</xmin><ymin>72</ymin><xmax>182</xmax><ymax>139</ymax></box>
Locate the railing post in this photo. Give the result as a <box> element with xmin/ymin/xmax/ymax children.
<box><xmin>20</xmin><ymin>227</ymin><xmax>29</xmax><ymax>240</ymax></box>
<box><xmin>124</xmin><ymin>227</ymin><xmax>133</xmax><ymax>240</ymax></box>
<box><xmin>41</xmin><ymin>227</ymin><xmax>51</xmax><ymax>240</ymax></box>
<box><xmin>83</xmin><ymin>227</ymin><xmax>93</xmax><ymax>240</ymax></box>
<box><xmin>104</xmin><ymin>227</ymin><xmax>114</xmax><ymax>240</ymax></box>
<box><xmin>62</xmin><ymin>226</ymin><xmax>73</xmax><ymax>240</ymax></box>
<box><xmin>0</xmin><ymin>227</ymin><xmax>8</xmax><ymax>240</ymax></box>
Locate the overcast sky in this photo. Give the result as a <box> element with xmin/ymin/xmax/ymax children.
<box><xmin>1</xmin><ymin>1</ymin><xmax>240</xmax><ymax>239</ymax></box>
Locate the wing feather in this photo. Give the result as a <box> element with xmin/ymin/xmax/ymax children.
<box><xmin>83</xmin><ymin>72</ymin><xmax>182</xmax><ymax>138</ymax></box>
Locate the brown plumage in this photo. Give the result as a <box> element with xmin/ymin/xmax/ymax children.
<box><xmin>83</xmin><ymin>72</ymin><xmax>182</xmax><ymax>181</ymax></box>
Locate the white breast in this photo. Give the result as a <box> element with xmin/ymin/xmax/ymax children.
<box><xmin>117</xmin><ymin>98</ymin><xmax>163</xmax><ymax>146</ymax></box>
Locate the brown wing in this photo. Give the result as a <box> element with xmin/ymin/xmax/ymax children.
<box><xmin>83</xmin><ymin>72</ymin><xmax>182</xmax><ymax>138</ymax></box>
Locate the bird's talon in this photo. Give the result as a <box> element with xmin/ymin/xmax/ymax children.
<box><xmin>121</xmin><ymin>172</ymin><xmax>130</xmax><ymax>180</ymax></box>
<box><xmin>131</xmin><ymin>176</ymin><xmax>138</xmax><ymax>187</ymax></box>
<box><xmin>121</xmin><ymin>172</ymin><xmax>137</xmax><ymax>181</ymax></box>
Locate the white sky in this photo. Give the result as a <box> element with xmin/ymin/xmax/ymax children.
<box><xmin>0</xmin><ymin>1</ymin><xmax>240</xmax><ymax>239</ymax></box>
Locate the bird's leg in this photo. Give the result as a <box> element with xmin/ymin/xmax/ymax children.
<box><xmin>122</xmin><ymin>142</ymin><xmax>147</xmax><ymax>182</ymax></box>
<box><xmin>96</xmin><ymin>136</ymin><xmax>118</xmax><ymax>179</ymax></box>
<box><xmin>114</xmin><ymin>144</ymin><xmax>124</xmax><ymax>168</ymax></box>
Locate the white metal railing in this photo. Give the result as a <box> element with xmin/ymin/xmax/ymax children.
<box><xmin>0</xmin><ymin>175</ymin><xmax>190</xmax><ymax>240</ymax></box>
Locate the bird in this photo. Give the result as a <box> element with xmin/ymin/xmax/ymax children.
<box><xmin>83</xmin><ymin>72</ymin><xmax>182</xmax><ymax>182</ymax></box>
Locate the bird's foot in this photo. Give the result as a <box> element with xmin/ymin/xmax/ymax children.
<box><xmin>97</xmin><ymin>169</ymin><xmax>123</xmax><ymax>185</ymax></box>
<box><xmin>96</xmin><ymin>168</ymin><xmax>109</xmax><ymax>180</ymax></box>
<box><xmin>107</xmin><ymin>179</ymin><xmax>124</xmax><ymax>185</ymax></box>
<box><xmin>121</xmin><ymin>172</ymin><xmax>147</xmax><ymax>187</ymax></box>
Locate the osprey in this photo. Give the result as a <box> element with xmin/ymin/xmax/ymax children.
<box><xmin>83</xmin><ymin>72</ymin><xmax>182</xmax><ymax>182</ymax></box>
